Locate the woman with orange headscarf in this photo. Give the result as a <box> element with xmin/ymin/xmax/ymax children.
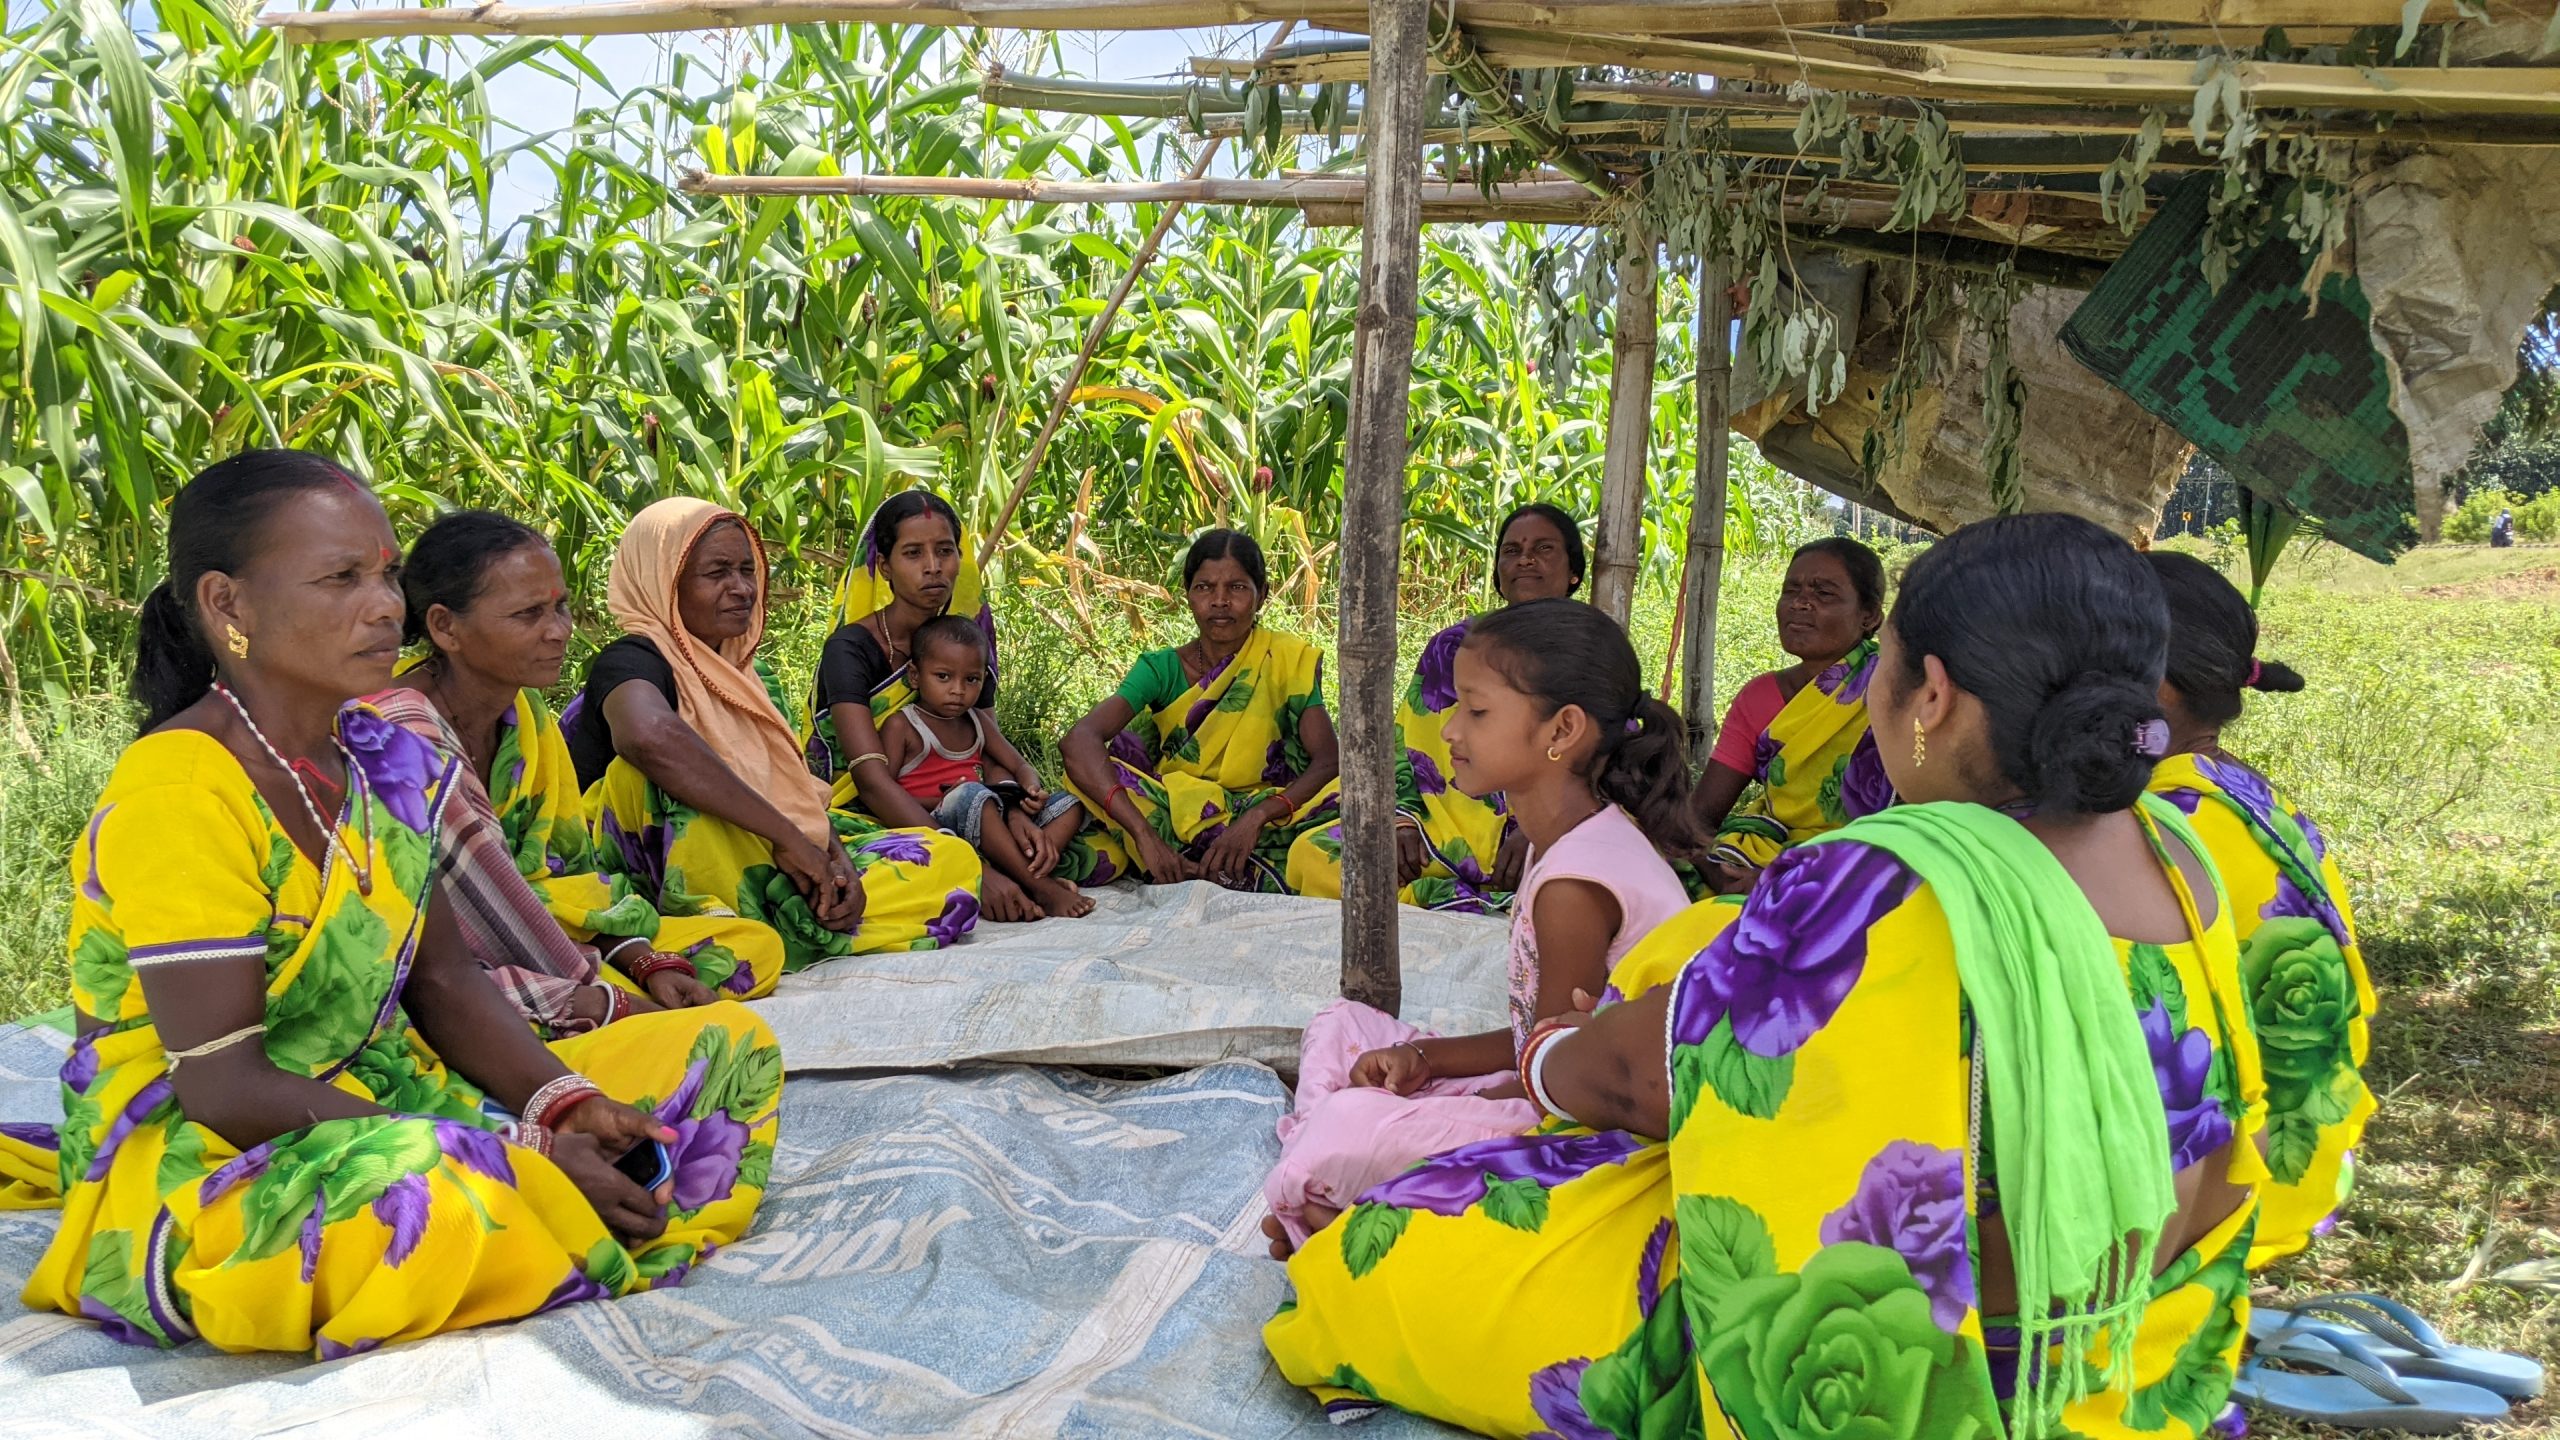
<box><xmin>563</xmin><ymin>499</ymin><xmax>983</xmax><ymax>970</ymax></box>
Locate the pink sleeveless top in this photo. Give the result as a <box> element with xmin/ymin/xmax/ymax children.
<box><xmin>1506</xmin><ymin>804</ymin><xmax>1692</xmax><ymax>1052</ymax></box>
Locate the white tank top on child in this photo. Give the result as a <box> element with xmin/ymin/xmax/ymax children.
<box><xmin>895</xmin><ymin>706</ymin><xmax>986</xmax><ymax>779</ymax></box>
<box><xmin>1507</xmin><ymin>803</ymin><xmax>1691</xmax><ymax>1052</ymax></box>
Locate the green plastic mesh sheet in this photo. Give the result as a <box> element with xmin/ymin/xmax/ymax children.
<box><xmin>2061</xmin><ymin>172</ymin><xmax>2417</xmax><ymax>560</ymax></box>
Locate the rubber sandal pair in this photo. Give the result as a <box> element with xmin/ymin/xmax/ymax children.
<box><xmin>2234</xmin><ymin>1291</ymin><xmax>2545</xmax><ymax>1433</ymax></box>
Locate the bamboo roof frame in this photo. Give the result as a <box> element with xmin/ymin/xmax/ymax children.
<box><xmin>1221</xmin><ymin>32</ymin><xmax>2560</xmax><ymax>117</ymax></box>
<box><xmin>257</xmin><ymin>0</ymin><xmax>2552</xmax><ymax>44</ymax></box>
<box><xmin>990</xmin><ymin>70</ymin><xmax>2560</xmax><ymax>149</ymax></box>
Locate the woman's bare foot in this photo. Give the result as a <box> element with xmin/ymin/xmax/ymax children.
<box><xmin>1262</xmin><ymin>1214</ymin><xmax>1297</xmax><ymax>1260</ymax></box>
<box><xmin>1029</xmin><ymin>875</ymin><xmax>1096</xmax><ymax>919</ymax></box>
<box><xmin>983</xmin><ymin>871</ymin><xmax>1046</xmax><ymax>923</ymax></box>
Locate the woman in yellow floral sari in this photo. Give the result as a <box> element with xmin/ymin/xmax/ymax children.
<box><xmin>2146</xmin><ymin>552</ymin><xmax>2373</xmax><ymax>1269</ymax></box>
<box><xmin>0</xmin><ymin>452</ymin><xmax>779</xmax><ymax>1357</ymax></box>
<box><xmin>1693</xmin><ymin>538</ymin><xmax>1894</xmax><ymax>893</ymax></box>
<box><xmin>1286</xmin><ymin>502</ymin><xmax>1585</xmax><ymax>913</ymax></box>
<box><xmin>807</xmin><ymin>489</ymin><xmax>1112</xmax><ymax>921</ymax></box>
<box><xmin>1269</xmin><ymin>514</ymin><xmax>2268</xmax><ymax>1440</ymax></box>
<box><xmin>563</xmin><ymin>499</ymin><xmax>983</xmax><ymax>970</ymax></box>
<box><xmin>1061</xmin><ymin>529</ymin><xmax>1340</xmax><ymax>892</ymax></box>
<box><xmin>396</xmin><ymin>511</ymin><xmax>787</xmax><ymax>1018</ymax></box>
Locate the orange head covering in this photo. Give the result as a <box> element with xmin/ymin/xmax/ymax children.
<box><xmin>607</xmin><ymin>497</ymin><xmax>832</xmax><ymax>845</ymax></box>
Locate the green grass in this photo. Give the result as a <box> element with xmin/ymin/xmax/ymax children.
<box><xmin>3</xmin><ymin>544</ymin><xmax>2558</xmax><ymax>1431</ymax></box>
<box><xmin>2222</xmin><ymin>544</ymin><xmax>2560</xmax><ymax>1438</ymax></box>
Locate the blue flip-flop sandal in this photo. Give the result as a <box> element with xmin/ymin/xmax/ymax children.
<box><xmin>2252</xmin><ymin>1291</ymin><xmax>2547</xmax><ymax>1400</ymax></box>
<box><xmin>2234</xmin><ymin>1328</ymin><xmax>2510</xmax><ymax>1433</ymax></box>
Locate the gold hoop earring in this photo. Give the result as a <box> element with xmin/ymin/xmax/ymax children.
<box><xmin>1911</xmin><ymin>718</ymin><xmax>1927</xmax><ymax>769</ymax></box>
<box><xmin>1545</xmin><ymin>745</ymin><xmax>1563</xmax><ymax>763</ymax></box>
<box><xmin>225</xmin><ymin>624</ymin><xmax>250</xmax><ymax>659</ymax></box>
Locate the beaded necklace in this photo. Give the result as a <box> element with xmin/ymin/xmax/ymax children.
<box><xmin>214</xmin><ymin>683</ymin><xmax>375</xmax><ymax>896</ymax></box>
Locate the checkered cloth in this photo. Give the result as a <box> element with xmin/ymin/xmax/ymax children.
<box><xmin>375</xmin><ymin>687</ymin><xmax>619</xmax><ymax>1034</ymax></box>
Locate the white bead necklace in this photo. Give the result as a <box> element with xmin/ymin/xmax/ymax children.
<box><xmin>214</xmin><ymin>683</ymin><xmax>375</xmax><ymax>896</ymax></box>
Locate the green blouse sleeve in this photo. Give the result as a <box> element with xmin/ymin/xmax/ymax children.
<box><xmin>1113</xmin><ymin>648</ymin><xmax>1186</xmax><ymax>716</ymax></box>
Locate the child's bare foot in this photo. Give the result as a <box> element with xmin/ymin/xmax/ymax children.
<box><xmin>1262</xmin><ymin>1213</ymin><xmax>1297</xmax><ymax>1260</ymax></box>
<box><xmin>983</xmin><ymin>871</ymin><xmax>1046</xmax><ymax>923</ymax></box>
<box><xmin>1029</xmin><ymin>875</ymin><xmax>1096</xmax><ymax>919</ymax></box>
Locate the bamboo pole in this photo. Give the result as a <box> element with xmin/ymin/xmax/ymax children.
<box><xmin>972</xmin><ymin>22</ymin><xmax>1296</xmax><ymax>570</ymax></box>
<box><xmin>989</xmin><ymin>71</ymin><xmax>2560</xmax><ymax>150</ymax></box>
<box><xmin>677</xmin><ymin>171</ymin><xmax>1599</xmax><ymax>210</ymax></box>
<box><xmin>1682</xmin><ymin>261</ymin><xmax>1732</xmax><ymax>771</ymax></box>
<box><xmin>677</xmin><ymin>171</ymin><xmax>2124</xmax><ymax>274</ymax></box>
<box><xmin>255</xmin><ymin>0</ymin><xmax>2541</xmax><ymax>45</ymax></box>
<box><xmin>1590</xmin><ymin>221</ymin><xmax>1658</xmax><ymax>629</ymax></box>
<box><xmin>1242</xmin><ymin>28</ymin><xmax>2560</xmax><ymax>118</ymax></box>
<box><xmin>1337</xmin><ymin>0</ymin><xmax>1426</xmax><ymax>1017</ymax></box>
<box><xmin>1424</xmin><ymin>7</ymin><xmax>1616</xmax><ymax>197</ymax></box>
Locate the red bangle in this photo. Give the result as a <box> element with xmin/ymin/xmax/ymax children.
<box><xmin>631</xmin><ymin>952</ymin><xmax>698</xmax><ymax>983</ymax></box>
<box><xmin>536</xmin><ymin>1082</ymin><xmax>606</xmax><ymax>1131</ymax></box>
<box><xmin>1517</xmin><ymin>1026</ymin><xmax>1575</xmax><ymax>1124</ymax></box>
<box><xmin>511</xmin><ymin>1121</ymin><xmax>554</xmax><ymax>1158</ymax></box>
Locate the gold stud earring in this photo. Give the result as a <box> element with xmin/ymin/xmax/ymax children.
<box><xmin>1545</xmin><ymin>745</ymin><xmax>1563</xmax><ymax>763</ymax></box>
<box><xmin>1911</xmin><ymin>718</ymin><xmax>1927</xmax><ymax>769</ymax></box>
<box><xmin>225</xmin><ymin>624</ymin><xmax>250</xmax><ymax>659</ymax></box>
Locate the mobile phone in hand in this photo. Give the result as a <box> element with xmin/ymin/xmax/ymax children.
<box><xmin>613</xmin><ymin>1137</ymin><xmax>673</xmax><ymax>1191</ymax></box>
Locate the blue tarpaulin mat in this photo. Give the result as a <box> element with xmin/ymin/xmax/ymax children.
<box><xmin>0</xmin><ymin>885</ymin><xmax>1501</xmax><ymax>1439</ymax></box>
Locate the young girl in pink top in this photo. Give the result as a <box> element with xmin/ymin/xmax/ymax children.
<box><xmin>1262</xmin><ymin>599</ymin><xmax>1704</xmax><ymax>1255</ymax></box>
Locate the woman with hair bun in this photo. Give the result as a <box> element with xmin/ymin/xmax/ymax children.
<box><xmin>1268</xmin><ymin>514</ymin><xmax>2269</xmax><ymax>1440</ymax></box>
<box><xmin>2145</xmin><ymin>550</ymin><xmax>2372</xmax><ymax>1269</ymax></box>
<box><xmin>0</xmin><ymin>452</ymin><xmax>779</xmax><ymax>1355</ymax></box>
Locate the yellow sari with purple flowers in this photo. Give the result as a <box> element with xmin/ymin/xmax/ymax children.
<box><xmin>1712</xmin><ymin>638</ymin><xmax>1892</xmax><ymax>874</ymax></box>
<box><xmin>0</xmin><ymin>702</ymin><xmax>779</xmax><ymax>1357</ymax></box>
<box><xmin>587</xmin><ymin>658</ymin><xmax>984</xmax><ymax>972</ymax></box>
<box><xmin>1067</xmin><ymin>626</ymin><xmax>1337</xmax><ymax>894</ymax></box>
<box><xmin>2150</xmin><ymin>750</ymin><xmax>2372</xmax><ymax>1268</ymax></box>
<box><xmin>481</xmin><ymin>687</ymin><xmax>785</xmax><ymax>1000</ymax></box>
<box><xmin>1267</xmin><ymin>799</ymin><xmax>2267</xmax><ymax>1440</ymax></box>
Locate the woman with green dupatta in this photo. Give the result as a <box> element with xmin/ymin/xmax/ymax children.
<box><xmin>1267</xmin><ymin>514</ymin><xmax>2268</xmax><ymax>1440</ymax></box>
<box><xmin>1692</xmin><ymin>537</ymin><xmax>1895</xmax><ymax>893</ymax></box>
<box><xmin>805</xmin><ymin>489</ymin><xmax>1110</xmax><ymax>922</ymax></box>
<box><xmin>1284</xmin><ymin>502</ymin><xmax>1586</xmax><ymax>914</ymax></box>
<box><xmin>1060</xmin><ymin>529</ymin><xmax>1341</xmax><ymax>893</ymax></box>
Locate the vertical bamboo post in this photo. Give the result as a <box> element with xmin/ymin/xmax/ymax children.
<box><xmin>1336</xmin><ymin>0</ymin><xmax>1427</xmax><ymax>1016</ymax></box>
<box><xmin>1590</xmin><ymin>223</ymin><xmax>1658</xmax><ymax>628</ymax></box>
<box><xmin>1682</xmin><ymin>261</ymin><xmax>1732</xmax><ymax>771</ymax></box>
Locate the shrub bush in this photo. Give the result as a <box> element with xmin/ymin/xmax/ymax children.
<box><xmin>2517</xmin><ymin>490</ymin><xmax>2560</xmax><ymax>542</ymax></box>
<box><xmin>2444</xmin><ymin>487</ymin><xmax>2515</xmax><ymax>544</ymax></box>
